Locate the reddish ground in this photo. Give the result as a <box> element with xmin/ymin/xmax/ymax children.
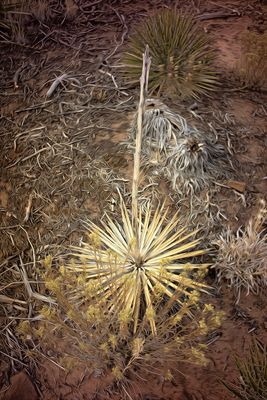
<box><xmin>0</xmin><ymin>0</ymin><xmax>266</xmax><ymax>399</ymax></box>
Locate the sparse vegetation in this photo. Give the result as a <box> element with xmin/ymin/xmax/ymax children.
<box><xmin>0</xmin><ymin>1</ymin><xmax>30</xmax><ymax>44</ymax></box>
<box><xmin>129</xmin><ymin>99</ymin><xmax>230</xmax><ymax>195</ymax></box>
<box><xmin>68</xmin><ymin>199</ymin><xmax>210</xmax><ymax>334</ymax></box>
<box><xmin>1</xmin><ymin>1</ymin><xmax>267</xmax><ymax>398</ymax></box>
<box><xmin>120</xmin><ymin>9</ymin><xmax>217</xmax><ymax>99</ymax></box>
<box><xmin>223</xmin><ymin>339</ymin><xmax>267</xmax><ymax>400</ymax></box>
<box><xmin>17</xmin><ymin>254</ymin><xmax>223</xmax><ymax>385</ymax></box>
<box><xmin>213</xmin><ymin>200</ymin><xmax>267</xmax><ymax>302</ymax></box>
<box><xmin>164</xmin><ymin>131</ymin><xmax>229</xmax><ymax>195</ymax></box>
<box><xmin>235</xmin><ymin>31</ymin><xmax>267</xmax><ymax>90</ymax></box>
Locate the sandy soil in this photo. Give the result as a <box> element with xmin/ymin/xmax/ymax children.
<box><xmin>0</xmin><ymin>0</ymin><xmax>266</xmax><ymax>399</ymax></box>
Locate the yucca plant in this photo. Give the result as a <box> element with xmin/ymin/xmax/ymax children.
<box><xmin>67</xmin><ymin>47</ymin><xmax>210</xmax><ymax>335</ymax></box>
<box><xmin>223</xmin><ymin>339</ymin><xmax>267</xmax><ymax>400</ymax></box>
<box><xmin>68</xmin><ymin>200</ymin><xmax>209</xmax><ymax>334</ymax></box>
<box><xmin>18</xmin><ymin>257</ymin><xmax>222</xmax><ymax>388</ymax></box>
<box><xmin>120</xmin><ymin>9</ymin><xmax>217</xmax><ymax>99</ymax></box>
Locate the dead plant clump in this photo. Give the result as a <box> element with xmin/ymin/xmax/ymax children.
<box><xmin>129</xmin><ymin>99</ymin><xmax>230</xmax><ymax>195</ymax></box>
<box><xmin>16</xmin><ymin>255</ymin><xmax>223</xmax><ymax>387</ymax></box>
<box><xmin>129</xmin><ymin>98</ymin><xmax>189</xmax><ymax>162</ymax></box>
<box><xmin>235</xmin><ymin>31</ymin><xmax>267</xmax><ymax>90</ymax></box>
<box><xmin>120</xmin><ymin>9</ymin><xmax>217</xmax><ymax>100</ymax></box>
<box><xmin>213</xmin><ymin>200</ymin><xmax>267</xmax><ymax>302</ymax></box>
<box><xmin>164</xmin><ymin>131</ymin><xmax>229</xmax><ymax>196</ymax></box>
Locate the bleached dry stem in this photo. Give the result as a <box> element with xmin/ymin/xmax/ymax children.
<box><xmin>131</xmin><ymin>46</ymin><xmax>151</xmax><ymax>233</ymax></box>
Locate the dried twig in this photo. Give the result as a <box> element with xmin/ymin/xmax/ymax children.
<box><xmin>46</xmin><ymin>74</ymin><xmax>68</xmax><ymax>97</ymax></box>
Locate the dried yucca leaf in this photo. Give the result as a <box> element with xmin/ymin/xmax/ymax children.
<box><xmin>164</xmin><ymin>131</ymin><xmax>229</xmax><ymax>195</ymax></box>
<box><xmin>129</xmin><ymin>98</ymin><xmax>188</xmax><ymax>160</ymax></box>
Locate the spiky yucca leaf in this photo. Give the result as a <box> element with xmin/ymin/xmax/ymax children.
<box><xmin>68</xmin><ymin>201</ymin><xmax>209</xmax><ymax>334</ymax></box>
<box><xmin>223</xmin><ymin>339</ymin><xmax>267</xmax><ymax>400</ymax></box>
<box><xmin>120</xmin><ymin>10</ymin><xmax>217</xmax><ymax>99</ymax></box>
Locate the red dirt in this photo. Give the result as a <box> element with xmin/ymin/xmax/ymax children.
<box><xmin>0</xmin><ymin>0</ymin><xmax>267</xmax><ymax>399</ymax></box>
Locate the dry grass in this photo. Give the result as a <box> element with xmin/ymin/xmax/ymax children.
<box><xmin>0</xmin><ymin>0</ymin><xmax>30</xmax><ymax>44</ymax></box>
<box><xmin>235</xmin><ymin>31</ymin><xmax>267</xmax><ymax>90</ymax></box>
<box><xmin>120</xmin><ymin>9</ymin><xmax>217</xmax><ymax>99</ymax></box>
<box><xmin>223</xmin><ymin>339</ymin><xmax>267</xmax><ymax>400</ymax></box>
<box><xmin>213</xmin><ymin>200</ymin><xmax>267</xmax><ymax>302</ymax></box>
<box><xmin>30</xmin><ymin>0</ymin><xmax>53</xmax><ymax>22</ymax></box>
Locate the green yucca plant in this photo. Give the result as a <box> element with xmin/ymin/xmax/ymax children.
<box><xmin>120</xmin><ymin>9</ymin><xmax>217</xmax><ymax>99</ymax></box>
<box><xmin>223</xmin><ymin>339</ymin><xmax>267</xmax><ymax>400</ymax></box>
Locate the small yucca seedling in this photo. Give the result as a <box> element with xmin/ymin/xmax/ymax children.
<box><xmin>164</xmin><ymin>132</ymin><xmax>229</xmax><ymax>195</ymax></box>
<box><xmin>223</xmin><ymin>339</ymin><xmax>267</xmax><ymax>400</ymax></box>
<box><xmin>68</xmin><ymin>199</ymin><xmax>210</xmax><ymax>334</ymax></box>
<box><xmin>120</xmin><ymin>9</ymin><xmax>217</xmax><ymax>99</ymax></box>
<box><xmin>213</xmin><ymin>200</ymin><xmax>267</xmax><ymax>302</ymax></box>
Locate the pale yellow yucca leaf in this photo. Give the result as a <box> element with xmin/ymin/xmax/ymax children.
<box><xmin>141</xmin><ymin>271</ymin><xmax>156</xmax><ymax>334</ymax></box>
<box><xmin>165</xmin><ymin>263</ymin><xmax>210</xmax><ymax>271</ymax></box>
<box><xmin>104</xmin><ymin>274</ymin><xmax>134</xmax><ymax>312</ymax></box>
<box><xmin>88</xmin><ymin>220</ymin><xmax>128</xmax><ymax>255</ymax></box>
<box><xmin>102</xmin><ymin>218</ymin><xmax>129</xmax><ymax>251</ymax></box>
<box><xmin>139</xmin><ymin>206</ymin><xmax>152</xmax><ymax>245</ymax></box>
<box><xmin>140</xmin><ymin>207</ymin><xmax>167</xmax><ymax>253</ymax></box>
<box><xmin>121</xmin><ymin>202</ymin><xmax>135</xmax><ymax>242</ymax></box>
<box><xmin>141</xmin><ymin>209</ymin><xmax>178</xmax><ymax>253</ymax></box>
<box><xmin>148</xmin><ymin>229</ymin><xmax>200</xmax><ymax>258</ymax></box>
<box><xmin>146</xmin><ymin>272</ymin><xmax>177</xmax><ymax>298</ymax></box>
